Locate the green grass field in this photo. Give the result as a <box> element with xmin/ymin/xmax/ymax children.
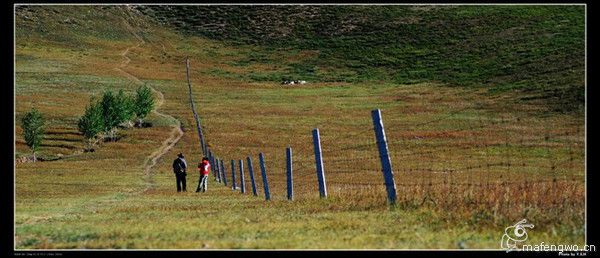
<box><xmin>14</xmin><ymin>5</ymin><xmax>585</xmax><ymax>249</ymax></box>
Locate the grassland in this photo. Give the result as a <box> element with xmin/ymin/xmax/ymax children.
<box><xmin>140</xmin><ymin>5</ymin><xmax>585</xmax><ymax>113</ymax></box>
<box><xmin>14</xmin><ymin>5</ymin><xmax>584</xmax><ymax>249</ymax></box>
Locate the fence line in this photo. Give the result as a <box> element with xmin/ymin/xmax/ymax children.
<box><xmin>188</xmin><ymin>97</ymin><xmax>582</xmax><ymax>209</ymax></box>
<box><xmin>185</xmin><ymin>57</ymin><xmax>207</xmax><ymax>156</ymax></box>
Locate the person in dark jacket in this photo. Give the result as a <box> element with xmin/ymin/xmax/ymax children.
<box><xmin>172</xmin><ymin>153</ymin><xmax>187</xmax><ymax>192</ymax></box>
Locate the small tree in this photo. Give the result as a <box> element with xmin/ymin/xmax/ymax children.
<box><xmin>100</xmin><ymin>89</ymin><xmax>138</xmax><ymax>140</ymax></box>
<box><xmin>100</xmin><ymin>91</ymin><xmax>119</xmax><ymax>140</ymax></box>
<box><xmin>21</xmin><ymin>108</ymin><xmax>45</xmax><ymax>162</ymax></box>
<box><xmin>78</xmin><ymin>98</ymin><xmax>104</xmax><ymax>149</ymax></box>
<box><xmin>134</xmin><ymin>85</ymin><xmax>154</xmax><ymax>127</ymax></box>
<box><xmin>115</xmin><ymin>89</ymin><xmax>135</xmax><ymax>128</ymax></box>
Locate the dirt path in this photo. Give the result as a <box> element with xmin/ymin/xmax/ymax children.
<box><xmin>16</xmin><ymin>18</ymin><xmax>186</xmax><ymax>232</ymax></box>
<box><xmin>114</xmin><ymin>24</ymin><xmax>184</xmax><ymax>191</ymax></box>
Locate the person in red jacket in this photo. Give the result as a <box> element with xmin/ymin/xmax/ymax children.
<box><xmin>196</xmin><ymin>157</ymin><xmax>211</xmax><ymax>192</ymax></box>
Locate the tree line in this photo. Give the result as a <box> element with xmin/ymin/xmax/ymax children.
<box><xmin>78</xmin><ymin>85</ymin><xmax>155</xmax><ymax>148</ymax></box>
<box><xmin>20</xmin><ymin>85</ymin><xmax>155</xmax><ymax>162</ymax></box>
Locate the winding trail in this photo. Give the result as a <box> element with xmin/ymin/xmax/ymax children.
<box><xmin>114</xmin><ymin>22</ymin><xmax>184</xmax><ymax>191</ymax></box>
<box><xmin>16</xmin><ymin>18</ymin><xmax>185</xmax><ymax>232</ymax></box>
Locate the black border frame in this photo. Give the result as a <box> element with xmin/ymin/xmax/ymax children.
<box><xmin>5</xmin><ymin>1</ymin><xmax>595</xmax><ymax>257</ymax></box>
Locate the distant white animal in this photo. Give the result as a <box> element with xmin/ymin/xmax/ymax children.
<box><xmin>281</xmin><ymin>80</ymin><xmax>307</xmax><ymax>85</ymax></box>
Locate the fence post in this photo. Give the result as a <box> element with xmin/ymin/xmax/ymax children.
<box><xmin>220</xmin><ymin>159</ymin><xmax>227</xmax><ymax>186</ymax></box>
<box><xmin>239</xmin><ymin>159</ymin><xmax>245</xmax><ymax>194</ymax></box>
<box><xmin>286</xmin><ymin>147</ymin><xmax>293</xmax><ymax>201</ymax></box>
<box><xmin>247</xmin><ymin>157</ymin><xmax>258</xmax><ymax>196</ymax></box>
<box><xmin>206</xmin><ymin>149</ymin><xmax>209</xmax><ymax>168</ymax></box>
<box><xmin>208</xmin><ymin>149</ymin><xmax>215</xmax><ymax>179</ymax></box>
<box><xmin>371</xmin><ymin>109</ymin><xmax>397</xmax><ymax>205</ymax></box>
<box><xmin>215</xmin><ymin>159</ymin><xmax>221</xmax><ymax>183</ymax></box>
<box><xmin>211</xmin><ymin>152</ymin><xmax>217</xmax><ymax>180</ymax></box>
<box><xmin>231</xmin><ymin>160</ymin><xmax>237</xmax><ymax>190</ymax></box>
<box><xmin>215</xmin><ymin>158</ymin><xmax>221</xmax><ymax>183</ymax></box>
<box><xmin>259</xmin><ymin>153</ymin><xmax>271</xmax><ymax>201</ymax></box>
<box><xmin>312</xmin><ymin>128</ymin><xmax>328</xmax><ymax>198</ymax></box>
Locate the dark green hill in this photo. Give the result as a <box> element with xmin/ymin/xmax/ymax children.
<box><xmin>137</xmin><ymin>5</ymin><xmax>585</xmax><ymax>113</ymax></box>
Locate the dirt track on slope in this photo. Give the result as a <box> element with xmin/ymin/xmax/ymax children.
<box><xmin>115</xmin><ymin>22</ymin><xmax>184</xmax><ymax>191</ymax></box>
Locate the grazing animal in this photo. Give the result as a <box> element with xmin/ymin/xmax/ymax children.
<box><xmin>281</xmin><ymin>80</ymin><xmax>307</xmax><ymax>85</ymax></box>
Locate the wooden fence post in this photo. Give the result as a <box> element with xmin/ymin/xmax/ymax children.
<box><xmin>371</xmin><ymin>109</ymin><xmax>397</xmax><ymax>205</ymax></box>
<box><xmin>313</xmin><ymin>128</ymin><xmax>328</xmax><ymax>198</ymax></box>
<box><xmin>239</xmin><ymin>159</ymin><xmax>245</xmax><ymax>194</ymax></box>
<box><xmin>212</xmin><ymin>152</ymin><xmax>217</xmax><ymax>180</ymax></box>
<box><xmin>215</xmin><ymin>158</ymin><xmax>221</xmax><ymax>183</ymax></box>
<box><xmin>220</xmin><ymin>159</ymin><xmax>227</xmax><ymax>186</ymax></box>
<box><xmin>208</xmin><ymin>149</ymin><xmax>215</xmax><ymax>179</ymax></box>
<box><xmin>231</xmin><ymin>159</ymin><xmax>237</xmax><ymax>190</ymax></box>
<box><xmin>259</xmin><ymin>153</ymin><xmax>271</xmax><ymax>201</ymax></box>
<box><xmin>286</xmin><ymin>147</ymin><xmax>293</xmax><ymax>201</ymax></box>
<box><xmin>247</xmin><ymin>157</ymin><xmax>258</xmax><ymax>196</ymax></box>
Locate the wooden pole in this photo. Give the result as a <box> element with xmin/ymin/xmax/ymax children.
<box><xmin>215</xmin><ymin>158</ymin><xmax>221</xmax><ymax>183</ymax></box>
<box><xmin>231</xmin><ymin>159</ymin><xmax>237</xmax><ymax>190</ymax></box>
<box><xmin>220</xmin><ymin>159</ymin><xmax>227</xmax><ymax>186</ymax></box>
<box><xmin>286</xmin><ymin>147</ymin><xmax>293</xmax><ymax>201</ymax></box>
<box><xmin>239</xmin><ymin>159</ymin><xmax>245</xmax><ymax>194</ymax></box>
<box><xmin>313</xmin><ymin>128</ymin><xmax>327</xmax><ymax>198</ymax></box>
<box><xmin>259</xmin><ymin>153</ymin><xmax>271</xmax><ymax>201</ymax></box>
<box><xmin>372</xmin><ymin>109</ymin><xmax>397</xmax><ymax>205</ymax></box>
<box><xmin>247</xmin><ymin>157</ymin><xmax>258</xmax><ymax>196</ymax></box>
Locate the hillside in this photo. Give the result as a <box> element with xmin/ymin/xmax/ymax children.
<box><xmin>137</xmin><ymin>5</ymin><xmax>585</xmax><ymax>113</ymax></box>
<box><xmin>14</xmin><ymin>5</ymin><xmax>585</xmax><ymax>249</ymax></box>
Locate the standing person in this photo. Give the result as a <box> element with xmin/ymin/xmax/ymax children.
<box><xmin>172</xmin><ymin>153</ymin><xmax>187</xmax><ymax>192</ymax></box>
<box><xmin>196</xmin><ymin>157</ymin><xmax>211</xmax><ymax>192</ymax></box>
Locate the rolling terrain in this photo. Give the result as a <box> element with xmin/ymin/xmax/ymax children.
<box><xmin>14</xmin><ymin>5</ymin><xmax>585</xmax><ymax>249</ymax></box>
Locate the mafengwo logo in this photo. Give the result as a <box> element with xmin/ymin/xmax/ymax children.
<box><xmin>501</xmin><ymin>219</ymin><xmax>534</xmax><ymax>252</ymax></box>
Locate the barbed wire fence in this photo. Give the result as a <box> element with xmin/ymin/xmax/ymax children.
<box><xmin>221</xmin><ymin>110</ymin><xmax>580</xmax><ymax>227</ymax></box>
<box><xmin>183</xmin><ymin>63</ymin><xmax>583</xmax><ymax>217</ymax></box>
<box><xmin>198</xmin><ymin>102</ymin><xmax>583</xmax><ymax>217</ymax></box>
